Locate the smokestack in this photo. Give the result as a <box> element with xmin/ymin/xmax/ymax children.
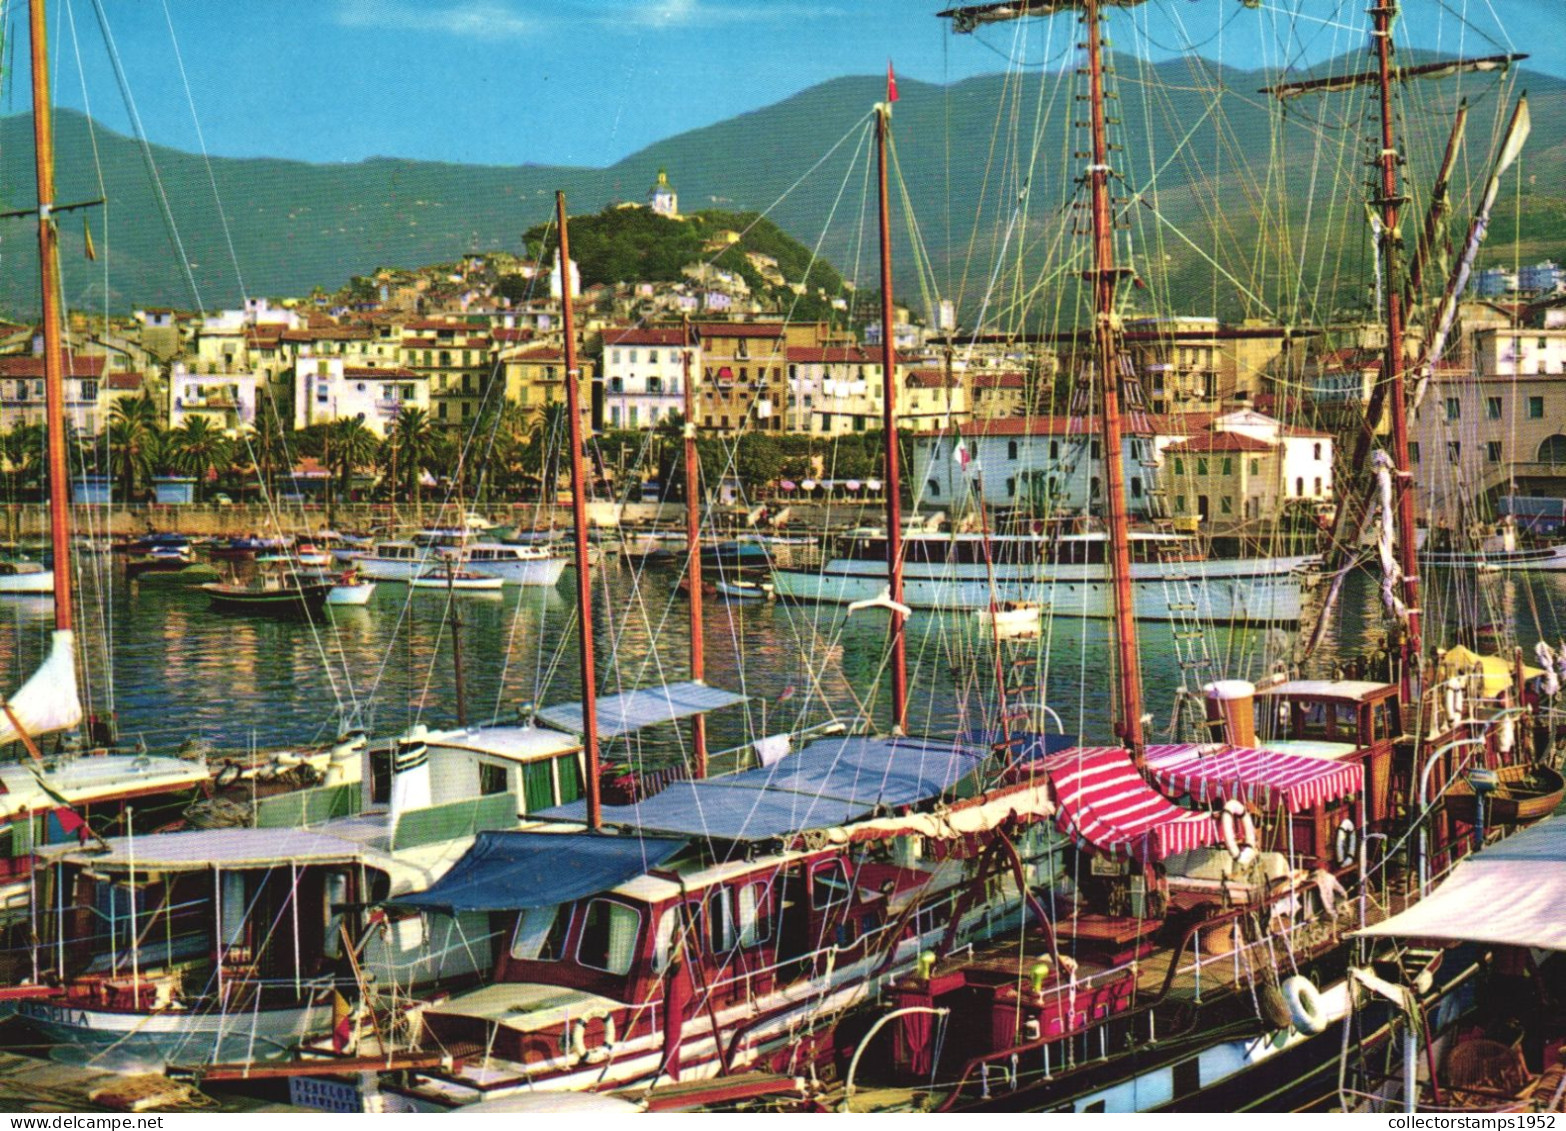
<box><xmin>1203</xmin><ymin>680</ymin><xmax>1257</xmax><ymax>748</ymax></box>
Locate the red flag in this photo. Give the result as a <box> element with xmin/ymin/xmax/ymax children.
<box><xmin>53</xmin><ymin>806</ymin><xmax>89</xmax><ymax>844</ymax></box>
<box><xmin>887</xmin><ymin>61</ymin><xmax>899</xmax><ymax>104</ymax></box>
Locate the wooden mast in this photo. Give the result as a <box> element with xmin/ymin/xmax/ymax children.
<box><xmin>875</xmin><ymin>101</ymin><xmax>909</xmax><ymax>735</ymax></box>
<box><xmin>556</xmin><ymin>192</ymin><xmax>601</xmax><ymax>829</ymax></box>
<box><xmin>1370</xmin><ymin>0</ymin><xmax>1423</xmax><ymax>696</ymax></box>
<box><xmin>30</xmin><ymin>0</ymin><xmax>75</xmax><ymax>636</ymax></box>
<box><xmin>682</xmin><ymin>316</ymin><xmax>708</xmax><ymax>777</ymax></box>
<box><xmin>1081</xmin><ymin>0</ymin><xmax>1143</xmax><ymax>761</ymax></box>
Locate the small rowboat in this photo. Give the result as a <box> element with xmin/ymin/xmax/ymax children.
<box><xmin>326</xmin><ymin>570</ymin><xmax>377</xmax><ymax>606</ymax></box>
<box><xmin>1444</xmin><ymin>763</ymin><xmax>1566</xmax><ymax>826</ymax></box>
<box><xmin>715</xmin><ymin>577</ymin><xmax>775</xmax><ymax>601</ymax></box>
<box><xmin>410</xmin><ymin>569</ymin><xmax>504</xmax><ymax>592</ymax></box>
<box><xmin>974</xmin><ymin>600</ymin><xmax>1043</xmax><ymax>639</ymax></box>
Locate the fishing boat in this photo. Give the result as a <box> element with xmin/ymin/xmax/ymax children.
<box><xmin>202</xmin><ymin>566</ymin><xmax>334</xmax><ymax>617</ymax></box>
<box><xmin>0</xmin><ymin>558</ymin><xmax>52</xmax><ymax>596</ymax></box>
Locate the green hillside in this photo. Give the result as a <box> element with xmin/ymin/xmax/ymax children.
<box><xmin>0</xmin><ymin>52</ymin><xmax>1559</xmax><ymax>324</ymax></box>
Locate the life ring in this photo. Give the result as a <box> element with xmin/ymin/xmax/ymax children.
<box><xmin>1334</xmin><ymin>818</ymin><xmax>1357</xmax><ymax>869</ymax></box>
<box><xmin>1280</xmin><ymin>974</ymin><xmax>1327</xmax><ymax>1034</ymax></box>
<box><xmin>215</xmin><ymin>761</ymin><xmax>242</xmax><ymax>789</ymax></box>
<box><xmin>569</xmin><ymin>1009</ymin><xmax>617</xmax><ymax>1063</ymax></box>
<box><xmin>1220</xmin><ymin>798</ymin><xmax>1259</xmax><ymax>866</ymax></box>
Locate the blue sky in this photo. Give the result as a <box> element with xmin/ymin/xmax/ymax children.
<box><xmin>5</xmin><ymin>0</ymin><xmax>1556</xmax><ymax>167</ymax></box>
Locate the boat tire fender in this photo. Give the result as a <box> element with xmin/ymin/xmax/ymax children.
<box><xmin>1334</xmin><ymin>818</ymin><xmax>1357</xmax><ymax>870</ymax></box>
<box><xmin>1280</xmin><ymin>974</ymin><xmax>1327</xmax><ymax>1035</ymax></box>
<box><xmin>1220</xmin><ymin>799</ymin><xmax>1258</xmax><ymax>866</ymax></box>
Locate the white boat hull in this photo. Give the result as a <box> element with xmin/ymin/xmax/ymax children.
<box><xmin>326</xmin><ymin>582</ymin><xmax>377</xmax><ymax>605</ymax></box>
<box><xmin>1421</xmin><ymin>543</ymin><xmax>1566</xmax><ymax>572</ymax></box>
<box><xmin>773</xmin><ymin>556</ymin><xmax>1314</xmax><ymax>624</ymax></box>
<box><xmin>0</xmin><ymin>569</ymin><xmax>54</xmax><ymax>595</ymax></box>
<box><xmin>460</xmin><ymin>555</ymin><xmax>568</xmax><ymax>586</ymax></box>
<box><xmin>16</xmin><ymin>996</ymin><xmax>334</xmax><ymax>1066</ymax></box>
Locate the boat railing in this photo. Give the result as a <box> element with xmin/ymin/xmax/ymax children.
<box><xmin>931</xmin><ymin>886</ymin><xmax>1341</xmax><ymax>1109</ymax></box>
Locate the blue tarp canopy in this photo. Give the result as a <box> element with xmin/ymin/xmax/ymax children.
<box><xmin>394</xmin><ymin>831</ymin><xmax>688</xmax><ymax>913</ymax></box>
<box><xmin>543</xmin><ymin>734</ymin><xmax>987</xmax><ymax>842</ymax></box>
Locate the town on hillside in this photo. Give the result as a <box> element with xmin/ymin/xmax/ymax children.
<box><xmin>1</xmin><ymin>170</ymin><xmax>1563</xmax><ymax>543</ymax></box>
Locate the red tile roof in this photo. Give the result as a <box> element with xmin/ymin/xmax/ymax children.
<box><xmin>786</xmin><ymin>346</ymin><xmax>878</xmax><ymax>364</ymax></box>
<box><xmin>1164</xmin><ymin>431</ymin><xmax>1274</xmax><ymax>454</ymax></box>
<box><xmin>605</xmin><ymin>326</ymin><xmax>687</xmax><ymax>347</ymax></box>
<box><xmin>972</xmin><ymin>372</ymin><xmax>1026</xmax><ymax>389</ymax></box>
<box><xmin>693</xmin><ymin>321</ymin><xmax>786</xmax><ymax>339</ymax></box>
<box><xmin>905</xmin><ymin>369</ymin><xmax>959</xmax><ymax>388</ymax></box>
<box><xmin>0</xmin><ymin>356</ymin><xmax>107</xmax><ymax>378</ymax></box>
<box><xmin>105</xmin><ymin>373</ymin><xmax>144</xmax><ymax>391</ymax></box>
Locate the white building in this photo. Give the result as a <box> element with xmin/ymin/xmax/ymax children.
<box><xmin>909</xmin><ymin>409</ymin><xmax>1330</xmax><ymax>531</ymax></box>
<box><xmin>169</xmin><ymin>366</ymin><xmax>259</xmax><ymax>435</ymax></box>
<box><xmin>600</xmin><ymin>326</ymin><xmax>693</xmax><ymax>429</ymax></box>
<box><xmin>1475</xmin><ymin>325</ymin><xmax>1566</xmax><ymax>379</ymax></box>
<box><xmin>295</xmin><ymin>358</ymin><xmax>428</xmax><ymax>437</ymax></box>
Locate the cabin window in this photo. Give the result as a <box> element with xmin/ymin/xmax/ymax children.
<box><xmin>1334</xmin><ymin>703</ymin><xmax>1358</xmax><ymax>738</ymax></box>
<box><xmin>478</xmin><ymin>762</ymin><xmax>508</xmax><ymax>796</ymax></box>
<box><xmin>706</xmin><ymin>888</ymin><xmax>735</xmax><ymax>952</ymax></box>
<box><xmin>1371</xmin><ymin>700</ymin><xmax>1392</xmax><ymax>741</ymax></box>
<box><xmin>653</xmin><ymin>909</ymin><xmax>676</xmax><ymax>972</ymax></box>
<box><xmin>811</xmin><ymin>860</ymin><xmax>851</xmax><ymax>910</ymax></box>
<box><xmin>738</xmin><ymin>881</ymin><xmax>771</xmax><ymax>945</ymax></box>
<box><xmin>577</xmin><ymin>899</ymin><xmax>640</xmax><ymax>975</ymax></box>
<box><xmin>1300</xmin><ymin>701</ymin><xmax>1330</xmax><ymax>740</ymax></box>
<box><xmin>511</xmin><ymin>903</ymin><xmax>571</xmax><ymax>961</ymax></box>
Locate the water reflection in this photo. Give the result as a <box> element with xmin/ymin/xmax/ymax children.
<box><xmin>3</xmin><ymin>559</ymin><xmax>1564</xmax><ymax>760</ymax></box>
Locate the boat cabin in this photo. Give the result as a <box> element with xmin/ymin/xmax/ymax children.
<box><xmin>1254</xmin><ymin>678</ymin><xmax>1398</xmax><ymax>832</ymax></box>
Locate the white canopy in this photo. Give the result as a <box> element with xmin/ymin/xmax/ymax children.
<box><xmin>536</xmin><ymin>680</ymin><xmax>745</xmax><ymax>737</ymax></box>
<box><xmin>0</xmin><ymin>629</ymin><xmax>82</xmax><ymax>748</ymax></box>
<box><xmin>1357</xmin><ymin>816</ymin><xmax>1566</xmax><ymax>951</ymax></box>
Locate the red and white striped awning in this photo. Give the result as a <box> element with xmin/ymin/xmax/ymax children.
<box><xmin>1145</xmin><ymin>743</ymin><xmax>1362</xmax><ymax>814</ymax></box>
<box><xmin>1042</xmin><ymin>746</ymin><xmax>1221</xmax><ymax>862</ymax></box>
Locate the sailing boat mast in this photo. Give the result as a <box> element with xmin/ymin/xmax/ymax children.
<box><xmin>555</xmin><ymin>192</ymin><xmax>602</xmax><ymax>829</ymax></box>
<box><xmin>1370</xmin><ymin>1</ymin><xmax>1423</xmax><ymax>692</ymax></box>
<box><xmin>682</xmin><ymin>316</ymin><xmax>708</xmax><ymax>777</ymax></box>
<box><xmin>30</xmin><ymin>0</ymin><xmax>75</xmax><ymax>636</ymax></box>
<box><xmin>875</xmin><ymin>101</ymin><xmax>909</xmax><ymax>735</ymax></box>
<box><xmin>1081</xmin><ymin>0</ymin><xmax>1144</xmax><ymax>759</ymax></box>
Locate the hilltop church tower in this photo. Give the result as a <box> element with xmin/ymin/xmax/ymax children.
<box><xmin>648</xmin><ymin>169</ymin><xmax>679</xmax><ymax>219</ymax></box>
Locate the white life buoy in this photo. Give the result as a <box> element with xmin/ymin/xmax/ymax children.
<box><xmin>1334</xmin><ymin>818</ymin><xmax>1357</xmax><ymax>869</ymax></box>
<box><xmin>570</xmin><ymin>1009</ymin><xmax>617</xmax><ymax>1063</ymax></box>
<box><xmin>1220</xmin><ymin>798</ymin><xmax>1259</xmax><ymax>866</ymax></box>
<box><xmin>1280</xmin><ymin>974</ymin><xmax>1327</xmax><ymax>1034</ymax></box>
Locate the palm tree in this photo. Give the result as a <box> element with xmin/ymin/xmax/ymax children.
<box><xmin>167</xmin><ymin>417</ymin><xmax>233</xmax><ymax>502</ymax></box>
<box><xmin>105</xmin><ymin>391</ymin><xmax>162</xmax><ymax>500</ymax></box>
<box><xmin>328</xmin><ymin>417</ymin><xmax>379</xmax><ymax>501</ymax></box>
<box><xmin>385</xmin><ymin>405</ymin><xmax>436</xmax><ymax>505</ymax></box>
<box><xmin>3</xmin><ymin>422</ymin><xmax>46</xmax><ymax>494</ymax></box>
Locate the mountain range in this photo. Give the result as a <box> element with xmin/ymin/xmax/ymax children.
<box><xmin>0</xmin><ymin>51</ymin><xmax>1560</xmax><ymax>324</ymax></box>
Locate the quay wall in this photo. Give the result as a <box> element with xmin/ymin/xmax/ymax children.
<box><xmin>0</xmin><ymin>501</ymin><xmax>887</xmax><ymax>540</ymax></box>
